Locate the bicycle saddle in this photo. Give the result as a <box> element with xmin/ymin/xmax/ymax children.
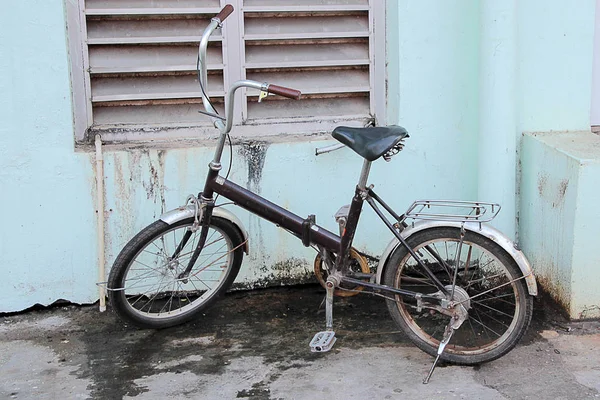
<box><xmin>332</xmin><ymin>125</ymin><xmax>409</xmax><ymax>161</ymax></box>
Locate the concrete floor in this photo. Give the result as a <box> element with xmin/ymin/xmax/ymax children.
<box><xmin>1</xmin><ymin>286</ymin><xmax>599</xmax><ymax>399</ymax></box>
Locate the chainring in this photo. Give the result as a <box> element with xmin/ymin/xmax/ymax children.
<box><xmin>313</xmin><ymin>248</ymin><xmax>370</xmax><ymax>297</ymax></box>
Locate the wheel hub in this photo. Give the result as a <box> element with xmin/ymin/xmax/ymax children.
<box><xmin>445</xmin><ymin>285</ymin><xmax>471</xmax><ymax>310</ymax></box>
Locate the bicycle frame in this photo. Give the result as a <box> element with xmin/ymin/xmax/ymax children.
<box><xmin>198</xmin><ymin>158</ymin><xmax>449</xmax><ymax>303</ymax></box>
<box><xmin>191</xmin><ymin>10</ymin><xmax>451</xmax><ymax>304</ymax></box>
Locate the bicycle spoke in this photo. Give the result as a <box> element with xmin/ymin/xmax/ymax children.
<box><xmin>138</xmin><ymin>272</ymin><xmax>173</xmax><ymax>313</ymax></box>
<box><xmin>426</xmin><ymin>243</ymin><xmax>453</xmax><ymax>280</ymax></box>
<box><xmin>475</xmin><ymin>292</ymin><xmax>516</xmax><ymax>308</ymax></box>
<box><xmin>470</xmin><ymin>308</ymin><xmax>502</xmax><ymax>338</ymax></box>
<box><xmin>471</xmin><ymin>302</ymin><xmax>513</xmax><ymax>326</ymax></box>
<box><xmin>472</xmin><ymin>298</ymin><xmax>515</xmax><ymax>319</ymax></box>
<box><xmin>187</xmin><ymin>276</ymin><xmax>203</xmax><ymax>295</ymax></box>
<box><xmin>133</xmin><ymin>254</ymin><xmax>166</xmax><ymax>270</ymax></box>
<box><xmin>183</xmin><ymin>282</ymin><xmax>194</xmax><ymax>305</ymax></box>
<box><xmin>129</xmin><ymin>273</ymin><xmax>169</xmax><ymax>310</ymax></box>
<box><xmin>466</xmin><ymin>270</ymin><xmax>506</xmax><ymax>287</ymax></box>
<box><xmin>123</xmin><ymin>273</ymin><xmax>159</xmax><ymax>292</ymax></box>
<box><xmin>192</xmin><ymin>275</ymin><xmax>213</xmax><ymax>290</ymax></box>
<box><xmin>155</xmin><ymin>236</ymin><xmax>169</xmax><ymax>259</ymax></box>
<box><xmin>159</xmin><ymin>281</ymin><xmax>176</xmax><ymax>315</ymax></box>
<box><xmin>466</xmin><ymin>316</ymin><xmax>479</xmax><ymax>339</ymax></box>
<box><xmin>467</xmin><ymin>257</ymin><xmax>495</xmax><ymax>285</ymax></box>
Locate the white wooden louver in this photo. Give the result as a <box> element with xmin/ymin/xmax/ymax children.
<box><xmin>82</xmin><ymin>0</ymin><xmax>380</xmax><ymax>140</ymax></box>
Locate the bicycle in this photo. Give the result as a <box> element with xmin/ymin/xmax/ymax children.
<box><xmin>105</xmin><ymin>4</ymin><xmax>538</xmax><ymax>383</ymax></box>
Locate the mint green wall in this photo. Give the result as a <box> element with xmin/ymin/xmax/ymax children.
<box><xmin>387</xmin><ymin>0</ymin><xmax>598</xmax><ymax>318</ymax></box>
<box><xmin>517</xmin><ymin>1</ymin><xmax>597</xmax><ymax>318</ymax></box>
<box><xmin>517</xmin><ymin>0</ymin><xmax>596</xmax><ymax>132</ymax></box>
<box><xmin>477</xmin><ymin>0</ymin><xmax>518</xmax><ymax>238</ymax></box>
<box><xmin>571</xmin><ymin>161</ymin><xmax>600</xmax><ymax>318</ymax></box>
<box><xmin>387</xmin><ymin>0</ymin><xmax>596</xmax><ymax>240</ymax></box>
<box><xmin>0</xmin><ymin>1</ymin><xmax>597</xmax><ymax>313</ymax></box>
<box><xmin>387</xmin><ymin>1</ymin><xmax>480</xmax><ymax>202</ymax></box>
<box><xmin>520</xmin><ymin>134</ymin><xmax>580</xmax><ymax>309</ymax></box>
<box><xmin>0</xmin><ymin>1</ymin><xmax>480</xmax><ymax>312</ymax></box>
<box><xmin>0</xmin><ymin>1</ymin><xmax>97</xmax><ymax>310</ymax></box>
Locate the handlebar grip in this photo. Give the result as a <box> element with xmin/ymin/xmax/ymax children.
<box><xmin>267</xmin><ymin>84</ymin><xmax>302</xmax><ymax>100</ymax></box>
<box><xmin>214</xmin><ymin>4</ymin><xmax>234</xmax><ymax>22</ymax></box>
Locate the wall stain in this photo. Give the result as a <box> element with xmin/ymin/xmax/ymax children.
<box><xmin>232</xmin><ymin>257</ymin><xmax>318</xmax><ymax>290</ymax></box>
<box><xmin>142</xmin><ymin>150</ymin><xmax>157</xmax><ymax>201</ymax></box>
<box><xmin>237</xmin><ymin>142</ymin><xmax>270</xmax><ymax>268</ymax></box>
<box><xmin>537</xmin><ymin>173</ymin><xmax>548</xmax><ymax>196</ymax></box>
<box><xmin>156</xmin><ymin>150</ymin><xmax>167</xmax><ymax>214</ymax></box>
<box><xmin>238</xmin><ymin>142</ymin><xmax>269</xmax><ymax>194</ymax></box>
<box><xmin>556</xmin><ymin>179</ymin><xmax>569</xmax><ymax>207</ymax></box>
<box><xmin>141</xmin><ymin>150</ymin><xmax>168</xmax><ymax>219</ymax></box>
<box><xmin>535</xmin><ymin>272</ymin><xmax>570</xmax><ymax>314</ymax></box>
<box><xmin>232</xmin><ymin>258</ymin><xmax>316</xmax><ymax>290</ymax></box>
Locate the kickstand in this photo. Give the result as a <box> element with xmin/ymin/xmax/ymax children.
<box><xmin>423</xmin><ymin>323</ymin><xmax>455</xmax><ymax>384</ymax></box>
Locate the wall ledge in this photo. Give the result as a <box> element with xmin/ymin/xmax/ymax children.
<box><xmin>525</xmin><ymin>131</ymin><xmax>600</xmax><ymax>163</ymax></box>
<box><xmin>520</xmin><ymin>131</ymin><xmax>600</xmax><ymax>319</ymax></box>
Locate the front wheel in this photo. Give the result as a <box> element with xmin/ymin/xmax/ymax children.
<box><xmin>108</xmin><ymin>216</ymin><xmax>245</xmax><ymax>329</ymax></box>
<box><xmin>383</xmin><ymin>227</ymin><xmax>533</xmax><ymax>365</ymax></box>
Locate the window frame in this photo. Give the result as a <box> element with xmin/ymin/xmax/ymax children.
<box><xmin>66</xmin><ymin>0</ymin><xmax>387</xmax><ymax>143</ymax></box>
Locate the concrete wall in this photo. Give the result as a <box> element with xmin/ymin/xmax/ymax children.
<box><xmin>0</xmin><ymin>1</ymin><xmax>97</xmax><ymax>310</ymax></box>
<box><xmin>0</xmin><ymin>0</ymin><xmax>480</xmax><ymax>312</ymax></box>
<box><xmin>0</xmin><ymin>0</ymin><xmax>597</xmax><ymax>315</ymax></box>
<box><xmin>521</xmin><ymin>132</ymin><xmax>600</xmax><ymax>318</ymax></box>
<box><xmin>517</xmin><ymin>0</ymin><xmax>598</xmax><ymax>318</ymax></box>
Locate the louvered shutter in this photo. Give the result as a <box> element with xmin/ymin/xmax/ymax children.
<box><xmin>77</xmin><ymin>0</ymin><xmax>383</xmax><ymax>141</ymax></box>
<box><xmin>241</xmin><ymin>0</ymin><xmax>373</xmax><ymax>124</ymax></box>
<box><xmin>84</xmin><ymin>0</ymin><xmax>227</xmax><ymax>132</ymax></box>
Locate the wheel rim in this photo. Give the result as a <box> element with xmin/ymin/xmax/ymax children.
<box><xmin>118</xmin><ymin>223</ymin><xmax>234</xmax><ymax>320</ymax></box>
<box><xmin>393</xmin><ymin>237</ymin><xmax>522</xmax><ymax>356</ymax></box>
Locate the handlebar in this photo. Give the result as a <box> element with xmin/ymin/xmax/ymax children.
<box><xmin>198</xmin><ymin>6</ymin><xmax>302</xmax><ymax>134</ymax></box>
<box><xmin>267</xmin><ymin>84</ymin><xmax>302</xmax><ymax>100</ymax></box>
<box><xmin>214</xmin><ymin>4</ymin><xmax>234</xmax><ymax>23</ymax></box>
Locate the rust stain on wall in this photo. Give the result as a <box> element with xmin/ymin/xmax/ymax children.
<box><xmin>535</xmin><ymin>265</ymin><xmax>571</xmax><ymax>315</ymax></box>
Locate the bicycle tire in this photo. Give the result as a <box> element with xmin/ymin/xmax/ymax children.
<box><xmin>383</xmin><ymin>227</ymin><xmax>533</xmax><ymax>365</ymax></box>
<box><xmin>108</xmin><ymin>216</ymin><xmax>244</xmax><ymax>329</ymax></box>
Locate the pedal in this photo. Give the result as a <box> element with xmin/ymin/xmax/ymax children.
<box><xmin>309</xmin><ymin>331</ymin><xmax>336</xmax><ymax>352</ymax></box>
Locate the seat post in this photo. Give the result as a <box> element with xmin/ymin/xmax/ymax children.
<box><xmin>357</xmin><ymin>159</ymin><xmax>372</xmax><ymax>190</ymax></box>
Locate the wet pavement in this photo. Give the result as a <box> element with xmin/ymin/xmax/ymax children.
<box><xmin>1</xmin><ymin>285</ymin><xmax>599</xmax><ymax>399</ymax></box>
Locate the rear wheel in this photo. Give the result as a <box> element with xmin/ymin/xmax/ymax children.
<box><xmin>383</xmin><ymin>227</ymin><xmax>533</xmax><ymax>365</ymax></box>
<box><xmin>108</xmin><ymin>216</ymin><xmax>244</xmax><ymax>329</ymax></box>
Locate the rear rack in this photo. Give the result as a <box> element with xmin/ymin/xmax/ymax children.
<box><xmin>401</xmin><ymin>200</ymin><xmax>501</xmax><ymax>224</ymax></box>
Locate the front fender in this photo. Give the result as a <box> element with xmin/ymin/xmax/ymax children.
<box><xmin>375</xmin><ymin>220</ymin><xmax>537</xmax><ymax>296</ymax></box>
<box><xmin>160</xmin><ymin>205</ymin><xmax>249</xmax><ymax>254</ymax></box>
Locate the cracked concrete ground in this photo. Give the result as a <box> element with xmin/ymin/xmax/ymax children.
<box><xmin>1</xmin><ymin>286</ymin><xmax>599</xmax><ymax>399</ymax></box>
